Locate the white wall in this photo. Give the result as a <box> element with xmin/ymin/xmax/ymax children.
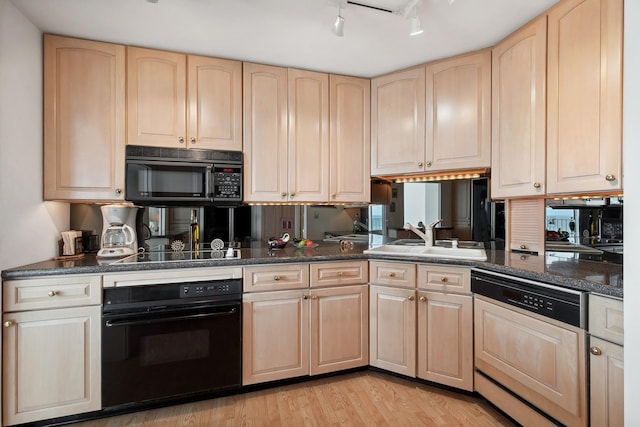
<box><xmin>0</xmin><ymin>0</ymin><xmax>69</xmax><ymax>272</ymax></box>
<box><xmin>624</xmin><ymin>0</ymin><xmax>639</xmax><ymax>424</ymax></box>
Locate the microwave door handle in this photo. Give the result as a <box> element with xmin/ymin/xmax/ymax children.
<box><xmin>206</xmin><ymin>165</ymin><xmax>213</xmax><ymax>198</ymax></box>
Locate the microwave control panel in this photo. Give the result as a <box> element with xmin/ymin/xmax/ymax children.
<box><xmin>212</xmin><ymin>164</ymin><xmax>242</xmax><ymax>202</ymax></box>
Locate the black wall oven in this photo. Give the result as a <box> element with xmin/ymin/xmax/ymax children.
<box><xmin>102</xmin><ymin>278</ymin><xmax>242</xmax><ymax>409</ymax></box>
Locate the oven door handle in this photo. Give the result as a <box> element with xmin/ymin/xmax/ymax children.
<box><xmin>104</xmin><ymin>307</ymin><xmax>237</xmax><ymax>327</ymax></box>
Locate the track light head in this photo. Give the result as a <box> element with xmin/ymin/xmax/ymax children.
<box><xmin>333</xmin><ymin>7</ymin><xmax>345</xmax><ymax>37</ymax></box>
<box><xmin>410</xmin><ymin>15</ymin><xmax>423</xmax><ymax>36</ymax></box>
<box><xmin>409</xmin><ymin>7</ymin><xmax>423</xmax><ymax>36</ymax></box>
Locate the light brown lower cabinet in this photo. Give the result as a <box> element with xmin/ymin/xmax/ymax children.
<box><xmin>369</xmin><ymin>284</ymin><xmax>417</xmax><ymax>377</ymax></box>
<box><xmin>242</xmin><ymin>284</ymin><xmax>369</xmax><ymax>385</ymax></box>
<box><xmin>310</xmin><ymin>285</ymin><xmax>369</xmax><ymax>375</ymax></box>
<box><xmin>369</xmin><ymin>262</ymin><xmax>473</xmax><ymax>392</ymax></box>
<box><xmin>589</xmin><ymin>337</ymin><xmax>624</xmax><ymax>427</ymax></box>
<box><xmin>589</xmin><ymin>294</ymin><xmax>624</xmax><ymax>427</ymax></box>
<box><xmin>2</xmin><ymin>306</ymin><xmax>101</xmax><ymax>426</ymax></box>
<box><xmin>416</xmin><ymin>291</ymin><xmax>473</xmax><ymax>391</ymax></box>
<box><xmin>242</xmin><ymin>289</ymin><xmax>310</xmax><ymax>385</ymax></box>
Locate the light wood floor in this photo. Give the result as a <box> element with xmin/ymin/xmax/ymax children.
<box><xmin>76</xmin><ymin>371</ymin><xmax>516</xmax><ymax>427</ymax></box>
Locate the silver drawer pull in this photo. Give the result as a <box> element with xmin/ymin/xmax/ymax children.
<box><xmin>48</xmin><ymin>290</ymin><xmax>59</xmax><ymax>297</ymax></box>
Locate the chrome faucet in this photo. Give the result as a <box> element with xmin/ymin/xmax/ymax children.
<box><xmin>403</xmin><ymin>219</ymin><xmax>443</xmax><ymax>247</ymax></box>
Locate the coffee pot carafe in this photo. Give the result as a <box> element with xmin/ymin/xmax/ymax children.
<box><xmin>98</xmin><ymin>204</ymin><xmax>139</xmax><ymax>258</ymax></box>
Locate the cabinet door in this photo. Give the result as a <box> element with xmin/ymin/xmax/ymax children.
<box><xmin>288</xmin><ymin>68</ymin><xmax>329</xmax><ymax>203</ymax></box>
<box><xmin>242</xmin><ymin>290</ymin><xmax>309</xmax><ymax>385</ymax></box>
<box><xmin>127</xmin><ymin>47</ymin><xmax>187</xmax><ymax>148</ymax></box>
<box><xmin>187</xmin><ymin>55</ymin><xmax>242</xmax><ymax>151</ymax></box>
<box><xmin>546</xmin><ymin>0</ymin><xmax>623</xmax><ymax>194</ymax></box>
<box><xmin>589</xmin><ymin>337</ymin><xmax>624</xmax><ymax>427</ymax></box>
<box><xmin>43</xmin><ymin>35</ymin><xmax>125</xmax><ymax>201</ymax></box>
<box><xmin>242</xmin><ymin>63</ymin><xmax>289</xmax><ymax>202</ymax></box>
<box><xmin>474</xmin><ymin>297</ymin><xmax>587</xmax><ymax>427</ymax></box>
<box><xmin>310</xmin><ymin>285</ymin><xmax>368</xmax><ymax>375</ymax></box>
<box><xmin>371</xmin><ymin>66</ymin><xmax>425</xmax><ymax>175</ymax></box>
<box><xmin>369</xmin><ymin>285</ymin><xmax>416</xmax><ymax>377</ymax></box>
<box><xmin>417</xmin><ymin>291</ymin><xmax>473</xmax><ymax>391</ymax></box>
<box><xmin>2</xmin><ymin>306</ymin><xmax>101</xmax><ymax>425</ymax></box>
<box><xmin>491</xmin><ymin>17</ymin><xmax>547</xmax><ymax>198</ymax></box>
<box><xmin>425</xmin><ymin>50</ymin><xmax>491</xmax><ymax>172</ymax></box>
<box><xmin>329</xmin><ymin>75</ymin><xmax>371</xmax><ymax>203</ymax></box>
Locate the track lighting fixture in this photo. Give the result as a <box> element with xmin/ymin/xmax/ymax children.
<box><xmin>333</xmin><ymin>6</ymin><xmax>345</xmax><ymax>37</ymax></box>
<box><xmin>409</xmin><ymin>7</ymin><xmax>423</xmax><ymax>36</ymax></box>
<box><xmin>333</xmin><ymin>0</ymin><xmax>453</xmax><ymax>37</ymax></box>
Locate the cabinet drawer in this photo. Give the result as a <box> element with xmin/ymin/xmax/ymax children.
<box><xmin>243</xmin><ymin>264</ymin><xmax>309</xmax><ymax>292</ymax></box>
<box><xmin>3</xmin><ymin>275</ymin><xmax>101</xmax><ymax>311</ymax></box>
<box><xmin>417</xmin><ymin>265</ymin><xmax>470</xmax><ymax>294</ymax></box>
<box><xmin>589</xmin><ymin>294</ymin><xmax>623</xmax><ymax>346</ymax></box>
<box><xmin>310</xmin><ymin>261</ymin><xmax>368</xmax><ymax>288</ymax></box>
<box><xmin>369</xmin><ymin>261</ymin><xmax>416</xmax><ymax>288</ymax></box>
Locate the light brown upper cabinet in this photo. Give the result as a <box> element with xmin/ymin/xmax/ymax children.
<box><xmin>127</xmin><ymin>47</ymin><xmax>242</xmax><ymax>151</ymax></box>
<box><xmin>546</xmin><ymin>0</ymin><xmax>623</xmax><ymax>194</ymax></box>
<box><xmin>243</xmin><ymin>63</ymin><xmax>330</xmax><ymax>203</ymax></box>
<box><xmin>425</xmin><ymin>50</ymin><xmax>491</xmax><ymax>172</ymax></box>
<box><xmin>44</xmin><ymin>35</ymin><xmax>126</xmax><ymax>201</ymax></box>
<box><xmin>288</xmin><ymin>68</ymin><xmax>330</xmax><ymax>202</ymax></box>
<box><xmin>371</xmin><ymin>51</ymin><xmax>490</xmax><ymax>177</ymax></box>
<box><xmin>243</xmin><ymin>63</ymin><xmax>370</xmax><ymax>203</ymax></box>
<box><xmin>242</xmin><ymin>63</ymin><xmax>288</xmax><ymax>202</ymax></box>
<box><xmin>371</xmin><ymin>66</ymin><xmax>426</xmax><ymax>175</ymax></box>
<box><xmin>491</xmin><ymin>17</ymin><xmax>547</xmax><ymax>199</ymax></box>
<box><xmin>329</xmin><ymin>75</ymin><xmax>371</xmax><ymax>203</ymax></box>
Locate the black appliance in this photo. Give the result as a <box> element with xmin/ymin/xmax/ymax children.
<box><xmin>471</xmin><ymin>269</ymin><xmax>585</xmax><ymax>327</ymax></box>
<box><xmin>102</xmin><ymin>279</ymin><xmax>242</xmax><ymax>409</ymax></box>
<box><xmin>125</xmin><ymin>145</ymin><xmax>243</xmax><ymax>206</ymax></box>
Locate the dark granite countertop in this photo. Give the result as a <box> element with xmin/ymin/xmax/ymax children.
<box><xmin>1</xmin><ymin>243</ymin><xmax>623</xmax><ymax>298</ymax></box>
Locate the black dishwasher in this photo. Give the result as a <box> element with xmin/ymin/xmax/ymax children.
<box><xmin>102</xmin><ymin>279</ymin><xmax>242</xmax><ymax>409</ymax></box>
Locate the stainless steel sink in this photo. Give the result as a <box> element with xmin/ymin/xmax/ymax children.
<box><xmin>364</xmin><ymin>244</ymin><xmax>487</xmax><ymax>261</ymax></box>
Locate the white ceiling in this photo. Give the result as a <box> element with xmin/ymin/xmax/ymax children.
<box><xmin>11</xmin><ymin>0</ymin><xmax>559</xmax><ymax>78</ymax></box>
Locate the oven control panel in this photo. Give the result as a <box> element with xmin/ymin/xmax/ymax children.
<box><xmin>180</xmin><ymin>280</ymin><xmax>242</xmax><ymax>298</ymax></box>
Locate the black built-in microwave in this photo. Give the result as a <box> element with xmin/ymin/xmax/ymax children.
<box><xmin>125</xmin><ymin>146</ymin><xmax>242</xmax><ymax>206</ymax></box>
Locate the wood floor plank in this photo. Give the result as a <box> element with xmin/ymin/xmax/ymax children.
<box><xmin>75</xmin><ymin>371</ymin><xmax>515</xmax><ymax>427</ymax></box>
